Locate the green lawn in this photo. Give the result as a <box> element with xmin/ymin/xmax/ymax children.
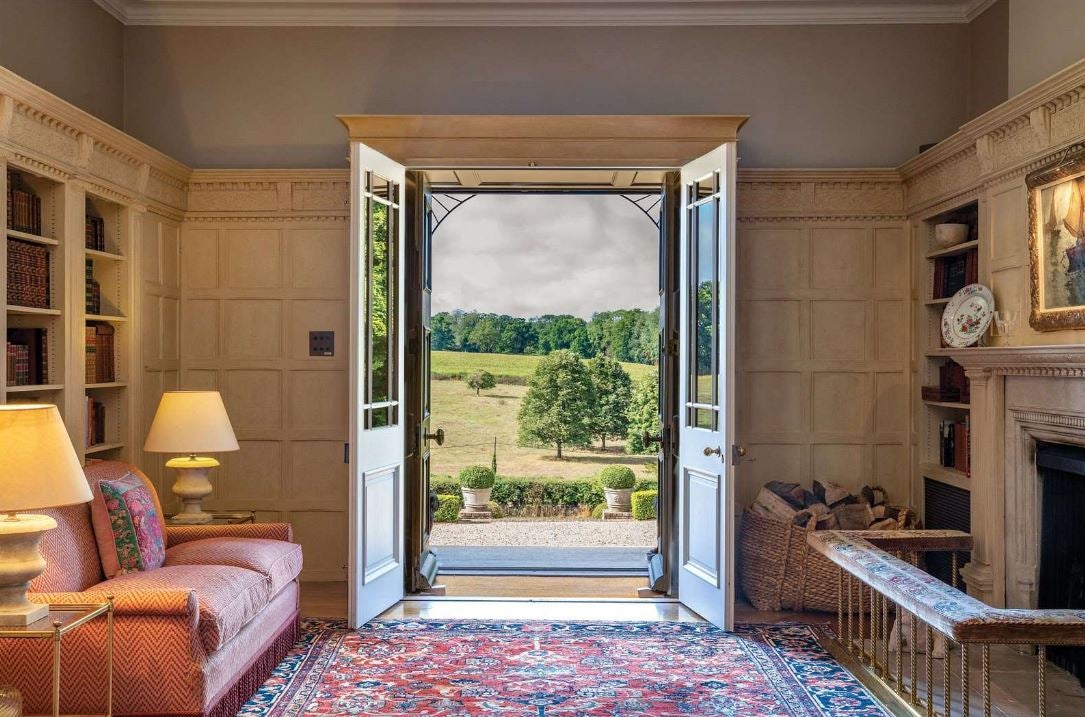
<box><xmin>432</xmin><ymin>350</ymin><xmax>653</xmax><ymax>383</ymax></box>
<box><xmin>430</xmin><ymin>377</ymin><xmax>657</xmax><ymax>481</ymax></box>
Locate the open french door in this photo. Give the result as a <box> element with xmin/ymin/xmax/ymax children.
<box><xmin>348</xmin><ymin>142</ymin><xmax>407</xmax><ymax>627</ymax></box>
<box><xmin>677</xmin><ymin>143</ymin><xmax>740</xmax><ymax>630</ymax></box>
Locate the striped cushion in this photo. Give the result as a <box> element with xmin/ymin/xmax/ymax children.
<box><xmin>165</xmin><ymin>537</ymin><xmax>303</xmax><ymax>596</ymax></box>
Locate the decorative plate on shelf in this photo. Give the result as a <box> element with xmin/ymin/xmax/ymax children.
<box><xmin>941</xmin><ymin>284</ymin><xmax>995</xmax><ymax>348</ymax></box>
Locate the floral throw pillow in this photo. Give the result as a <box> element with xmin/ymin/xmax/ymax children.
<box><xmin>90</xmin><ymin>472</ymin><xmax>166</xmax><ymax>577</ymax></box>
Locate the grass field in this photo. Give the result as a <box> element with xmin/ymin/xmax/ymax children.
<box><xmin>432</xmin><ymin>350</ymin><xmax>654</xmax><ymax>384</ymax></box>
<box><xmin>430</xmin><ymin>378</ymin><xmax>657</xmax><ymax>481</ymax></box>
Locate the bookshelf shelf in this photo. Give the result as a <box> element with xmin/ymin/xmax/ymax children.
<box><xmin>6</xmin><ymin>163</ymin><xmax>136</xmax><ymax>466</ymax></box>
<box><xmin>85</xmin><ymin>248</ymin><xmax>126</xmax><ymax>262</ymax></box>
<box><xmin>925</xmin><ymin>239</ymin><xmax>979</xmax><ymax>260</ymax></box>
<box><xmin>7</xmin><ymin>305</ymin><xmax>61</xmax><ymax>315</ymax></box>
<box><xmin>923</xmin><ymin>400</ymin><xmax>970</xmax><ymax>410</ymax></box>
<box><xmin>920</xmin><ymin>463</ymin><xmax>971</xmax><ymax>492</ymax></box>
<box><xmin>6</xmin><ymin>383</ymin><xmax>63</xmax><ymax>393</ymax></box>
<box><xmin>85</xmin><ymin>442</ymin><xmax>125</xmax><ymax>455</ymax></box>
<box><xmin>7</xmin><ymin>229</ymin><xmax>58</xmax><ymax>246</ymax></box>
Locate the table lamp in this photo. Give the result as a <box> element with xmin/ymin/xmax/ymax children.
<box><xmin>0</xmin><ymin>404</ymin><xmax>91</xmax><ymax>626</ymax></box>
<box><xmin>144</xmin><ymin>391</ymin><xmax>239</xmax><ymax>525</ymax></box>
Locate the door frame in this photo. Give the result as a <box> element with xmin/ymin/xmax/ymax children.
<box><xmin>339</xmin><ymin>114</ymin><xmax>748</xmax><ymax>599</ymax></box>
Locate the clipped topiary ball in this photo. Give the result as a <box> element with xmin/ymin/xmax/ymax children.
<box><xmin>631</xmin><ymin>490</ymin><xmax>658</xmax><ymax>520</ymax></box>
<box><xmin>591</xmin><ymin>502</ymin><xmax>607</xmax><ymax>519</ymax></box>
<box><xmin>598</xmin><ymin>465</ymin><xmax>636</xmax><ymax>490</ymax></box>
<box><xmin>459</xmin><ymin>464</ymin><xmax>496</xmax><ymax>489</ymax></box>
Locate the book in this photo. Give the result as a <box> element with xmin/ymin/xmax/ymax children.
<box><xmin>85</xmin><ymin>214</ymin><xmax>105</xmax><ymax>251</ymax></box>
<box><xmin>85</xmin><ymin>325</ymin><xmax>98</xmax><ymax>384</ymax></box>
<box><xmin>85</xmin><ymin>259</ymin><xmax>101</xmax><ymax>314</ymax></box>
<box><xmin>7</xmin><ymin>239</ymin><xmax>51</xmax><ymax>309</ymax></box>
<box><xmin>7</xmin><ymin>328</ymin><xmax>48</xmax><ymax>385</ymax></box>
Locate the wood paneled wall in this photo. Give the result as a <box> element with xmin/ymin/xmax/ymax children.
<box><xmin>179</xmin><ymin>171</ymin><xmax>350</xmax><ymax>580</ymax></box>
<box><xmin>735</xmin><ymin>171</ymin><xmax>911</xmax><ymax>508</ymax></box>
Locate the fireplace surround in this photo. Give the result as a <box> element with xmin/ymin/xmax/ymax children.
<box><xmin>949</xmin><ymin>346</ymin><xmax>1085</xmax><ymax>609</ymax></box>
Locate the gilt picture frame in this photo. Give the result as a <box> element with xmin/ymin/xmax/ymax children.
<box><xmin>1027</xmin><ymin>142</ymin><xmax>1085</xmax><ymax>331</ymax></box>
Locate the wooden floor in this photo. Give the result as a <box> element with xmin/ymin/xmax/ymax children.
<box><xmin>299</xmin><ymin>579</ymin><xmax>826</xmax><ymax>624</ymax></box>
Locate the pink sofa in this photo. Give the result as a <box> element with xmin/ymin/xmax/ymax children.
<box><xmin>0</xmin><ymin>461</ymin><xmax>302</xmax><ymax>717</ymax></box>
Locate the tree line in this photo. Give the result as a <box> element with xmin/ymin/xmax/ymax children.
<box><xmin>514</xmin><ymin>350</ymin><xmax>659</xmax><ymax>458</ymax></box>
<box><xmin>433</xmin><ymin>308</ymin><xmax>659</xmax><ymax>365</ymax></box>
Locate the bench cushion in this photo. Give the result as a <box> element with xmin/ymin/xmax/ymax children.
<box><xmin>94</xmin><ymin>565</ymin><xmax>270</xmax><ymax>652</ymax></box>
<box><xmin>165</xmin><ymin>537</ymin><xmax>303</xmax><ymax>596</ymax></box>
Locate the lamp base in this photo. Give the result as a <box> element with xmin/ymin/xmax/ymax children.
<box><xmin>0</xmin><ymin>514</ymin><xmax>56</xmax><ymax>626</ymax></box>
<box><xmin>167</xmin><ymin>456</ymin><xmax>220</xmax><ymax>525</ymax></box>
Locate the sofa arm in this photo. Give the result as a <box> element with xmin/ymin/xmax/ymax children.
<box><xmin>31</xmin><ymin>589</ymin><xmax>199</xmax><ymax>618</ymax></box>
<box><xmin>166</xmin><ymin>522</ymin><xmax>294</xmax><ymax>547</ymax></box>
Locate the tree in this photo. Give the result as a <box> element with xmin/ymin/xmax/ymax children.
<box><xmin>466</xmin><ymin>370</ymin><xmax>496</xmax><ymax>396</ymax></box>
<box><xmin>431</xmin><ymin>312</ymin><xmax>455</xmax><ymax>351</ymax></box>
<box><xmin>517</xmin><ymin>350</ymin><xmax>595</xmax><ymax>459</ymax></box>
<box><xmin>585</xmin><ymin>355</ymin><xmax>632</xmax><ymax>450</ymax></box>
<box><xmin>468</xmin><ymin>316</ymin><xmax>501</xmax><ymax>353</ymax></box>
<box><xmin>626</xmin><ymin>368</ymin><xmax>660</xmax><ymax>454</ymax></box>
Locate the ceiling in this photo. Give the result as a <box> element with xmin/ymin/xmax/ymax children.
<box><xmin>93</xmin><ymin>0</ymin><xmax>999</xmax><ymax>27</ymax></box>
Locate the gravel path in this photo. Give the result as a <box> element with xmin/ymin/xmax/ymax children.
<box><xmin>430</xmin><ymin>519</ymin><xmax>656</xmax><ymax>548</ymax></box>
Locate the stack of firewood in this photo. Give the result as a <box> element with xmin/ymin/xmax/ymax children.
<box><xmin>748</xmin><ymin>481</ymin><xmax>918</xmax><ymax>531</ymax></box>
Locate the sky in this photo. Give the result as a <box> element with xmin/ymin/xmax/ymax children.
<box><xmin>432</xmin><ymin>194</ymin><xmax>658</xmax><ymax>319</ymax></box>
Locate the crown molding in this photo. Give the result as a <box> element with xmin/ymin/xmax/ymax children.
<box><xmin>94</xmin><ymin>0</ymin><xmax>985</xmax><ymax>27</ymax></box>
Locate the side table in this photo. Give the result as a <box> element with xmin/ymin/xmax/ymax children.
<box><xmin>0</xmin><ymin>599</ymin><xmax>114</xmax><ymax>717</ymax></box>
<box><xmin>164</xmin><ymin>510</ymin><xmax>255</xmax><ymax>526</ymax></box>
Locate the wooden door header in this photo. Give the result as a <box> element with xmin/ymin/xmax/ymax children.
<box><xmin>336</xmin><ymin>115</ymin><xmax>748</xmax><ymax>168</ymax></box>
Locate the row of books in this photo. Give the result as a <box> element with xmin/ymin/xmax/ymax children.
<box><xmin>933</xmin><ymin>247</ymin><xmax>979</xmax><ymax>300</ymax></box>
<box><xmin>85</xmin><ymin>396</ymin><xmax>106</xmax><ymax>448</ymax></box>
<box><xmin>85</xmin><ymin>259</ymin><xmax>101</xmax><ymax>314</ymax></box>
<box><xmin>6</xmin><ymin>328</ymin><xmax>48</xmax><ymax>386</ymax></box>
<box><xmin>940</xmin><ymin>418</ymin><xmax>971</xmax><ymax>476</ymax></box>
<box><xmin>86</xmin><ymin>214</ymin><xmax>106</xmax><ymax>251</ymax></box>
<box><xmin>85</xmin><ymin>323</ymin><xmax>116</xmax><ymax>384</ymax></box>
<box><xmin>7</xmin><ymin>172</ymin><xmax>43</xmax><ymax>235</ymax></box>
<box><xmin>7</xmin><ymin>239</ymin><xmax>51</xmax><ymax>309</ymax></box>
<box><xmin>921</xmin><ymin>361</ymin><xmax>970</xmax><ymax>403</ymax></box>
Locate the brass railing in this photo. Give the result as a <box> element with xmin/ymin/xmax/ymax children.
<box><xmin>809</xmin><ymin>530</ymin><xmax>1085</xmax><ymax>717</ymax></box>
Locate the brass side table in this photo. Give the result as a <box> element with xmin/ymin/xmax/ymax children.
<box><xmin>164</xmin><ymin>510</ymin><xmax>255</xmax><ymax>526</ymax></box>
<box><xmin>0</xmin><ymin>599</ymin><xmax>114</xmax><ymax>717</ymax></box>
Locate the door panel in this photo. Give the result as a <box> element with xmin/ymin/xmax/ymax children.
<box><xmin>405</xmin><ymin>171</ymin><xmax>440</xmax><ymax>592</ymax></box>
<box><xmin>677</xmin><ymin>143</ymin><xmax>738</xmax><ymax>630</ymax></box>
<box><xmin>349</xmin><ymin>142</ymin><xmax>407</xmax><ymax>627</ymax></box>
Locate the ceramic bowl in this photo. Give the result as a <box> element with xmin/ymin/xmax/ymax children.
<box><xmin>934</xmin><ymin>223</ymin><xmax>970</xmax><ymax>249</ymax></box>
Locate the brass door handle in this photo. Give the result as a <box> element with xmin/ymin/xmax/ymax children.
<box><xmin>425</xmin><ymin>428</ymin><xmax>445</xmax><ymax>446</ymax></box>
<box><xmin>703</xmin><ymin>446</ymin><xmax>722</xmax><ymax>457</ymax></box>
<box><xmin>735</xmin><ymin>446</ymin><xmax>747</xmax><ymax>458</ymax></box>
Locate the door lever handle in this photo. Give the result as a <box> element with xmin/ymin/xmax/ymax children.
<box><xmin>425</xmin><ymin>428</ymin><xmax>445</xmax><ymax>446</ymax></box>
<box><xmin>703</xmin><ymin>446</ymin><xmax>722</xmax><ymax>457</ymax></box>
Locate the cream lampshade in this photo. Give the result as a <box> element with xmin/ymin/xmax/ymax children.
<box><xmin>0</xmin><ymin>404</ymin><xmax>90</xmax><ymax>626</ymax></box>
<box><xmin>144</xmin><ymin>391</ymin><xmax>239</xmax><ymax>525</ymax></box>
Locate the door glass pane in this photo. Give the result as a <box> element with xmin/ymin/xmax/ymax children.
<box><xmin>363</xmin><ymin>174</ymin><xmax>399</xmax><ymax>430</ymax></box>
<box><xmin>371</xmin><ymin>200</ymin><xmax>391</xmax><ymax>403</ymax></box>
<box><xmin>687</xmin><ymin>173</ymin><xmax>719</xmax><ymax>430</ymax></box>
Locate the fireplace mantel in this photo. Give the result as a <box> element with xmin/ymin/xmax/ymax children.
<box><xmin>948</xmin><ymin>345</ymin><xmax>1085</xmax><ymax>376</ymax></box>
<box><xmin>943</xmin><ymin>344</ymin><xmax>1085</xmax><ymax>608</ymax></box>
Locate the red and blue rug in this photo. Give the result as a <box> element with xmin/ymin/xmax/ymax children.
<box><xmin>239</xmin><ymin>619</ymin><xmax>889</xmax><ymax>716</ymax></box>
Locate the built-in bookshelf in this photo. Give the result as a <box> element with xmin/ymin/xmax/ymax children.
<box><xmin>916</xmin><ymin>201</ymin><xmax>978</xmax><ymax>500</ymax></box>
<box><xmin>3</xmin><ymin>162</ymin><xmax>134</xmax><ymax>464</ymax></box>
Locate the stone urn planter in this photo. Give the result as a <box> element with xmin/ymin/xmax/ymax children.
<box><xmin>604</xmin><ymin>487</ymin><xmax>633</xmax><ymax>512</ymax></box>
<box><xmin>458</xmin><ymin>464</ymin><xmax>497</xmax><ymax>519</ymax></box>
<box><xmin>598</xmin><ymin>466</ymin><xmax>637</xmax><ymax>513</ymax></box>
<box><xmin>461</xmin><ymin>486</ymin><xmax>492</xmax><ymax>510</ymax></box>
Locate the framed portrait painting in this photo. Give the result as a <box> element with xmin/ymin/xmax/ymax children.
<box><xmin>1028</xmin><ymin>143</ymin><xmax>1085</xmax><ymax>331</ymax></box>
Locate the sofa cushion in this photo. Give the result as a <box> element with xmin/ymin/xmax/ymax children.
<box><xmin>94</xmin><ymin>565</ymin><xmax>270</xmax><ymax>652</ymax></box>
<box><xmin>90</xmin><ymin>471</ymin><xmax>166</xmax><ymax>578</ymax></box>
<box><xmin>164</xmin><ymin>538</ymin><xmax>303</xmax><ymax>596</ymax></box>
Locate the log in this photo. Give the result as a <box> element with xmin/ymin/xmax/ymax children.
<box><xmin>868</xmin><ymin>518</ymin><xmax>898</xmax><ymax>531</ymax></box>
<box><xmin>833</xmin><ymin>503</ymin><xmax>874</xmax><ymax>530</ymax></box>
<box><xmin>755</xmin><ymin>487</ymin><xmax>799</xmax><ymax>521</ymax></box>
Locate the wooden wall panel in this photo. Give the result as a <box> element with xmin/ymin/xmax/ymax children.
<box><xmin>736</xmin><ymin>171</ymin><xmax>910</xmax><ymax>510</ymax></box>
<box><xmin>180</xmin><ymin>172</ymin><xmax>350</xmax><ymax>580</ymax></box>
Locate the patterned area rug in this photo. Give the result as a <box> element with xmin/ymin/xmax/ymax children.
<box><xmin>239</xmin><ymin>619</ymin><xmax>889</xmax><ymax>716</ymax></box>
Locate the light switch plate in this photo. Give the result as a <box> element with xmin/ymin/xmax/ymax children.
<box><xmin>309</xmin><ymin>330</ymin><xmax>334</xmax><ymax>357</ymax></box>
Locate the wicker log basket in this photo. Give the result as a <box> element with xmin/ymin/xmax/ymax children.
<box><xmin>739</xmin><ymin>481</ymin><xmax>915</xmax><ymax>612</ymax></box>
<box><xmin>739</xmin><ymin>508</ymin><xmax>843</xmax><ymax>612</ymax></box>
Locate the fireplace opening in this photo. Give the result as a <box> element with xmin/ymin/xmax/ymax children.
<box><xmin>923</xmin><ymin>477</ymin><xmax>971</xmax><ymax>589</ymax></box>
<box><xmin>1038</xmin><ymin>441</ymin><xmax>1085</xmax><ymax>686</ymax></box>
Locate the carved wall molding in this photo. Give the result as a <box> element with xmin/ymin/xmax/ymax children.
<box><xmin>948</xmin><ymin>346</ymin><xmax>1085</xmax><ymax>376</ymax></box>
<box><xmin>182</xmin><ymin>214</ymin><xmax>349</xmax><ymax>224</ymax></box>
<box><xmin>901</xmin><ymin>60</ymin><xmax>1085</xmax><ymax>215</ymax></box>
<box><xmin>1009</xmin><ymin>408</ymin><xmax>1085</xmax><ymax>432</ymax></box>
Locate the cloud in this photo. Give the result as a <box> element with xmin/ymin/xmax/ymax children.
<box><xmin>432</xmin><ymin>194</ymin><xmax>658</xmax><ymax>318</ymax></box>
